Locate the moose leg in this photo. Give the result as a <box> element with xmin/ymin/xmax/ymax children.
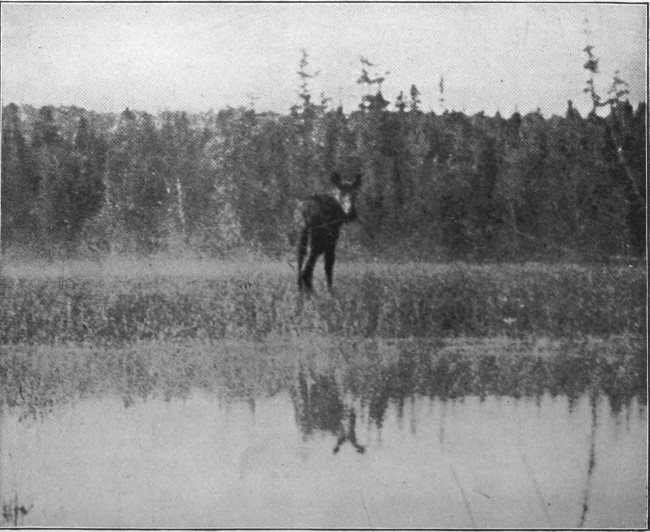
<box><xmin>297</xmin><ymin>229</ymin><xmax>309</xmax><ymax>290</ymax></box>
<box><xmin>301</xmin><ymin>249</ymin><xmax>320</xmax><ymax>292</ymax></box>
<box><xmin>324</xmin><ymin>245</ymin><xmax>336</xmax><ymax>292</ymax></box>
<box><xmin>347</xmin><ymin>424</ymin><xmax>366</xmax><ymax>454</ymax></box>
<box><xmin>333</xmin><ymin>433</ymin><xmax>346</xmax><ymax>454</ymax></box>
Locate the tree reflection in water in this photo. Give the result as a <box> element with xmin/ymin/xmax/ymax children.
<box><xmin>578</xmin><ymin>389</ymin><xmax>599</xmax><ymax>528</ymax></box>
<box><xmin>2</xmin><ymin>337</ymin><xmax>645</xmax><ymax>430</ymax></box>
<box><xmin>0</xmin><ymin>337</ymin><xmax>645</xmax><ymax>528</ymax></box>
<box><xmin>281</xmin><ymin>338</ymin><xmax>645</xmax><ymax>463</ymax></box>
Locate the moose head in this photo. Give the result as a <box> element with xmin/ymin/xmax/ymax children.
<box><xmin>330</xmin><ymin>172</ymin><xmax>362</xmax><ymax>222</ymax></box>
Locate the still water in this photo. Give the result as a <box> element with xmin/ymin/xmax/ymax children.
<box><xmin>0</xmin><ymin>340</ymin><xmax>647</xmax><ymax>528</ymax></box>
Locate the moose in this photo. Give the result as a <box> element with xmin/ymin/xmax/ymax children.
<box><xmin>292</xmin><ymin>172</ymin><xmax>362</xmax><ymax>292</ymax></box>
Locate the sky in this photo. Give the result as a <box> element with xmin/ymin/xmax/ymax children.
<box><xmin>1</xmin><ymin>3</ymin><xmax>647</xmax><ymax>117</ymax></box>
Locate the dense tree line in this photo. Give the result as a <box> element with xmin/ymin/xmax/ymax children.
<box><xmin>1</xmin><ymin>92</ymin><xmax>645</xmax><ymax>261</ymax></box>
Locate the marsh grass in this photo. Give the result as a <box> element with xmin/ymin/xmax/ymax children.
<box><xmin>1</xmin><ymin>260</ymin><xmax>645</xmax><ymax>343</ymax></box>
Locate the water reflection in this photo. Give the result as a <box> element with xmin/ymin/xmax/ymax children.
<box><xmin>0</xmin><ymin>338</ymin><xmax>646</xmax><ymax>527</ymax></box>
<box><xmin>290</xmin><ymin>370</ymin><xmax>366</xmax><ymax>454</ymax></box>
<box><xmin>578</xmin><ymin>390</ymin><xmax>598</xmax><ymax>528</ymax></box>
<box><xmin>2</xmin><ymin>390</ymin><xmax>645</xmax><ymax>528</ymax></box>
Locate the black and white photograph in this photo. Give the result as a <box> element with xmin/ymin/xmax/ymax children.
<box><xmin>0</xmin><ymin>2</ymin><xmax>647</xmax><ymax>528</ymax></box>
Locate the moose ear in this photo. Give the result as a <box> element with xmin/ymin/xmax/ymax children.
<box><xmin>353</xmin><ymin>174</ymin><xmax>362</xmax><ymax>189</ymax></box>
<box><xmin>331</xmin><ymin>172</ymin><xmax>342</xmax><ymax>186</ymax></box>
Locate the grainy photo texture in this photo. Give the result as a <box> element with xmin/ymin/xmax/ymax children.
<box><xmin>0</xmin><ymin>3</ymin><xmax>647</xmax><ymax>528</ymax></box>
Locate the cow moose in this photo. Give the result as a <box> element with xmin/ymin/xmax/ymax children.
<box><xmin>292</xmin><ymin>172</ymin><xmax>362</xmax><ymax>293</ymax></box>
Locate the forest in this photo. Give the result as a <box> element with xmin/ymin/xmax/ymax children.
<box><xmin>1</xmin><ymin>55</ymin><xmax>646</xmax><ymax>262</ymax></box>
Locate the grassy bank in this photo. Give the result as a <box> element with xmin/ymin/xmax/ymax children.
<box><xmin>1</xmin><ymin>260</ymin><xmax>645</xmax><ymax>343</ymax></box>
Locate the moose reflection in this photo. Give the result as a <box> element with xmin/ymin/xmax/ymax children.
<box><xmin>291</xmin><ymin>172</ymin><xmax>362</xmax><ymax>292</ymax></box>
<box><xmin>290</xmin><ymin>369</ymin><xmax>365</xmax><ymax>454</ymax></box>
<box><xmin>285</xmin><ymin>343</ymin><xmax>646</xmax><ymax>457</ymax></box>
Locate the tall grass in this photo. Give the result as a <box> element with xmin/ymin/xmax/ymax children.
<box><xmin>1</xmin><ymin>260</ymin><xmax>645</xmax><ymax>344</ymax></box>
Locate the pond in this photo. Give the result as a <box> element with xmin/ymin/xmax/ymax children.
<box><xmin>0</xmin><ymin>338</ymin><xmax>646</xmax><ymax>528</ymax></box>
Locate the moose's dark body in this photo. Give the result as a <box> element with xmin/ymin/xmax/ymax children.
<box><xmin>293</xmin><ymin>173</ymin><xmax>361</xmax><ymax>292</ymax></box>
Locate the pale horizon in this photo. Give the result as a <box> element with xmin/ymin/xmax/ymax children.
<box><xmin>1</xmin><ymin>3</ymin><xmax>647</xmax><ymax>117</ymax></box>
